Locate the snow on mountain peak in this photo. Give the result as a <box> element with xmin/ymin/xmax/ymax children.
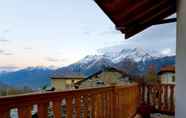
<box><xmin>79</xmin><ymin>47</ymin><xmax>164</xmax><ymax>65</ymax></box>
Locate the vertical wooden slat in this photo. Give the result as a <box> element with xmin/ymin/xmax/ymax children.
<box><xmin>18</xmin><ymin>106</ymin><xmax>32</xmax><ymax>118</ymax></box>
<box><xmin>37</xmin><ymin>102</ymin><xmax>48</xmax><ymax>118</ymax></box>
<box><xmin>76</xmin><ymin>95</ymin><xmax>81</xmax><ymax>118</ymax></box>
<box><xmin>100</xmin><ymin>93</ymin><xmax>105</xmax><ymax>118</ymax></box>
<box><xmin>0</xmin><ymin>108</ymin><xmax>9</xmax><ymax>118</ymax></box>
<box><xmin>112</xmin><ymin>86</ymin><xmax>117</xmax><ymax>118</ymax></box>
<box><xmin>82</xmin><ymin>96</ymin><xmax>88</xmax><ymax>118</ymax></box>
<box><xmin>105</xmin><ymin>92</ymin><xmax>109</xmax><ymax>118</ymax></box>
<box><xmin>102</xmin><ymin>93</ymin><xmax>105</xmax><ymax>118</ymax></box>
<box><xmin>96</xmin><ymin>93</ymin><xmax>102</xmax><ymax>118</ymax></box>
<box><xmin>151</xmin><ymin>86</ymin><xmax>155</xmax><ymax>106</ymax></box>
<box><xmin>147</xmin><ymin>85</ymin><xmax>150</xmax><ymax>104</ymax></box>
<box><xmin>91</xmin><ymin>94</ymin><xmax>96</xmax><ymax>118</ymax></box>
<box><xmin>53</xmin><ymin>100</ymin><xmax>62</xmax><ymax>118</ymax></box>
<box><xmin>142</xmin><ymin>85</ymin><xmax>145</xmax><ymax>103</ymax></box>
<box><xmin>138</xmin><ymin>85</ymin><xmax>144</xmax><ymax>104</ymax></box>
<box><xmin>170</xmin><ymin>85</ymin><xmax>175</xmax><ymax>113</ymax></box>
<box><xmin>149</xmin><ymin>85</ymin><xmax>152</xmax><ymax>106</ymax></box>
<box><xmin>66</xmin><ymin>96</ymin><xmax>73</xmax><ymax>118</ymax></box>
<box><xmin>164</xmin><ymin>85</ymin><xmax>168</xmax><ymax>112</ymax></box>
<box><xmin>158</xmin><ymin>85</ymin><xmax>162</xmax><ymax>110</ymax></box>
<box><xmin>108</xmin><ymin>91</ymin><xmax>112</xmax><ymax>118</ymax></box>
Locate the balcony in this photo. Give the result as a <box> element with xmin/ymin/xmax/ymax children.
<box><xmin>0</xmin><ymin>83</ymin><xmax>175</xmax><ymax>118</ymax></box>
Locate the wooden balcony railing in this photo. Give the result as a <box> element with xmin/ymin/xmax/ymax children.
<box><xmin>139</xmin><ymin>84</ymin><xmax>175</xmax><ymax>115</ymax></box>
<box><xmin>0</xmin><ymin>84</ymin><xmax>139</xmax><ymax>118</ymax></box>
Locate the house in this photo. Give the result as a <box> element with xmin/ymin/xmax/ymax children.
<box><xmin>75</xmin><ymin>67</ymin><xmax>129</xmax><ymax>88</ymax></box>
<box><xmin>158</xmin><ymin>65</ymin><xmax>175</xmax><ymax>84</ymax></box>
<box><xmin>51</xmin><ymin>75</ymin><xmax>85</xmax><ymax>90</ymax></box>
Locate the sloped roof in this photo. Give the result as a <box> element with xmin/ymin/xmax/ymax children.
<box><xmin>95</xmin><ymin>0</ymin><xmax>176</xmax><ymax>38</ymax></box>
<box><xmin>158</xmin><ymin>65</ymin><xmax>175</xmax><ymax>75</ymax></box>
<box><xmin>75</xmin><ymin>67</ymin><xmax>127</xmax><ymax>85</ymax></box>
<box><xmin>51</xmin><ymin>75</ymin><xmax>86</xmax><ymax>80</ymax></box>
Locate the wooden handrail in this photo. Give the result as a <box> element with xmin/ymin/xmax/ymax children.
<box><xmin>0</xmin><ymin>84</ymin><xmax>139</xmax><ymax>118</ymax></box>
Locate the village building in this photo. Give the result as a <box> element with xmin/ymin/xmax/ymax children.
<box><xmin>75</xmin><ymin>67</ymin><xmax>129</xmax><ymax>88</ymax></box>
<box><xmin>51</xmin><ymin>75</ymin><xmax>85</xmax><ymax>90</ymax></box>
<box><xmin>158</xmin><ymin>65</ymin><xmax>175</xmax><ymax>84</ymax></box>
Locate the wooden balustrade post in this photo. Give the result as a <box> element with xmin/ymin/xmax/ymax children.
<box><xmin>151</xmin><ymin>85</ymin><xmax>155</xmax><ymax>106</ymax></box>
<box><xmin>105</xmin><ymin>92</ymin><xmax>110</xmax><ymax>118</ymax></box>
<box><xmin>18</xmin><ymin>105</ymin><xmax>32</xmax><ymax>118</ymax></box>
<box><xmin>82</xmin><ymin>96</ymin><xmax>89</xmax><ymax>118</ymax></box>
<box><xmin>91</xmin><ymin>94</ymin><xmax>97</xmax><ymax>118</ymax></box>
<box><xmin>66</xmin><ymin>96</ymin><xmax>73</xmax><ymax>118</ymax></box>
<box><xmin>157</xmin><ymin>84</ymin><xmax>162</xmax><ymax>110</ymax></box>
<box><xmin>96</xmin><ymin>94</ymin><xmax>102</xmax><ymax>118</ymax></box>
<box><xmin>108</xmin><ymin>91</ymin><xmax>112</xmax><ymax>118</ymax></box>
<box><xmin>170</xmin><ymin>85</ymin><xmax>175</xmax><ymax>114</ymax></box>
<box><xmin>53</xmin><ymin>99</ymin><xmax>62</xmax><ymax>118</ymax></box>
<box><xmin>75</xmin><ymin>95</ymin><xmax>81</xmax><ymax>118</ymax></box>
<box><xmin>111</xmin><ymin>86</ymin><xmax>117</xmax><ymax>118</ymax></box>
<box><xmin>142</xmin><ymin>84</ymin><xmax>145</xmax><ymax>103</ymax></box>
<box><xmin>164</xmin><ymin>85</ymin><xmax>168</xmax><ymax>112</ymax></box>
<box><xmin>147</xmin><ymin>85</ymin><xmax>150</xmax><ymax>105</ymax></box>
<box><xmin>0</xmin><ymin>108</ymin><xmax>10</xmax><ymax>118</ymax></box>
<box><xmin>37</xmin><ymin>102</ymin><xmax>49</xmax><ymax>118</ymax></box>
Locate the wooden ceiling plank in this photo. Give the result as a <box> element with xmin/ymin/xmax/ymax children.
<box><xmin>123</xmin><ymin>0</ymin><xmax>171</xmax><ymax>26</ymax></box>
<box><xmin>125</xmin><ymin>6</ymin><xmax>175</xmax><ymax>39</ymax></box>
<box><xmin>142</xmin><ymin>5</ymin><xmax>175</xmax><ymax>25</ymax></box>
<box><xmin>113</xmin><ymin>0</ymin><xmax>155</xmax><ymax>22</ymax></box>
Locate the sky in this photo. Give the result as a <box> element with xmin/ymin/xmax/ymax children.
<box><xmin>0</xmin><ymin>0</ymin><xmax>176</xmax><ymax>71</ymax></box>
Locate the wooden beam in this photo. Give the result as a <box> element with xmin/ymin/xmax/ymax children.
<box><xmin>123</xmin><ymin>0</ymin><xmax>170</xmax><ymax>27</ymax></box>
<box><xmin>153</xmin><ymin>18</ymin><xmax>177</xmax><ymax>25</ymax></box>
<box><xmin>113</xmin><ymin>0</ymin><xmax>153</xmax><ymax>23</ymax></box>
<box><xmin>125</xmin><ymin>4</ymin><xmax>176</xmax><ymax>39</ymax></box>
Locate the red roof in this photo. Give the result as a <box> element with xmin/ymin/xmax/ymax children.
<box><xmin>158</xmin><ymin>65</ymin><xmax>175</xmax><ymax>75</ymax></box>
<box><xmin>95</xmin><ymin>0</ymin><xmax>176</xmax><ymax>38</ymax></box>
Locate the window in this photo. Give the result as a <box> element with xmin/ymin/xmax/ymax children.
<box><xmin>72</xmin><ymin>80</ymin><xmax>75</xmax><ymax>84</ymax></box>
<box><xmin>172</xmin><ymin>75</ymin><xmax>175</xmax><ymax>82</ymax></box>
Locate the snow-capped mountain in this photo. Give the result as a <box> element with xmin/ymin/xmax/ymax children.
<box><xmin>55</xmin><ymin>47</ymin><xmax>175</xmax><ymax>76</ymax></box>
<box><xmin>80</xmin><ymin>47</ymin><xmax>162</xmax><ymax>64</ymax></box>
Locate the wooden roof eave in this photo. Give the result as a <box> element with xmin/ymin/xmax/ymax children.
<box><xmin>94</xmin><ymin>0</ymin><xmax>176</xmax><ymax>39</ymax></box>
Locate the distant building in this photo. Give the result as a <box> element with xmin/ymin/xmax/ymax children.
<box><xmin>51</xmin><ymin>75</ymin><xmax>85</xmax><ymax>90</ymax></box>
<box><xmin>75</xmin><ymin>67</ymin><xmax>129</xmax><ymax>88</ymax></box>
<box><xmin>158</xmin><ymin>65</ymin><xmax>175</xmax><ymax>84</ymax></box>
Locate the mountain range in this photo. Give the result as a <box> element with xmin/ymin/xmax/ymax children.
<box><xmin>0</xmin><ymin>47</ymin><xmax>175</xmax><ymax>89</ymax></box>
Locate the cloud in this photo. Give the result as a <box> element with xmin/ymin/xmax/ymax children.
<box><xmin>0</xmin><ymin>49</ymin><xmax>5</xmax><ymax>54</ymax></box>
<box><xmin>160</xmin><ymin>48</ymin><xmax>175</xmax><ymax>56</ymax></box>
<box><xmin>3</xmin><ymin>52</ymin><xmax>13</xmax><ymax>56</ymax></box>
<box><xmin>0</xmin><ymin>39</ymin><xmax>9</xmax><ymax>42</ymax></box>
<box><xmin>46</xmin><ymin>57</ymin><xmax>63</xmax><ymax>62</ymax></box>
<box><xmin>0</xmin><ymin>28</ymin><xmax>11</xmax><ymax>43</ymax></box>
<box><xmin>24</xmin><ymin>47</ymin><xmax>32</xmax><ymax>50</ymax></box>
<box><xmin>0</xmin><ymin>49</ymin><xmax>13</xmax><ymax>56</ymax></box>
<box><xmin>0</xmin><ymin>66</ymin><xmax>19</xmax><ymax>72</ymax></box>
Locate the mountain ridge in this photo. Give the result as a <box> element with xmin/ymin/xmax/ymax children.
<box><xmin>0</xmin><ymin>47</ymin><xmax>175</xmax><ymax>89</ymax></box>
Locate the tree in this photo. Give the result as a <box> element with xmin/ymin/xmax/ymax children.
<box><xmin>145</xmin><ymin>64</ymin><xmax>158</xmax><ymax>83</ymax></box>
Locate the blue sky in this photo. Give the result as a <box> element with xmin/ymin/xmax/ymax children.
<box><xmin>0</xmin><ymin>0</ymin><xmax>176</xmax><ymax>70</ymax></box>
